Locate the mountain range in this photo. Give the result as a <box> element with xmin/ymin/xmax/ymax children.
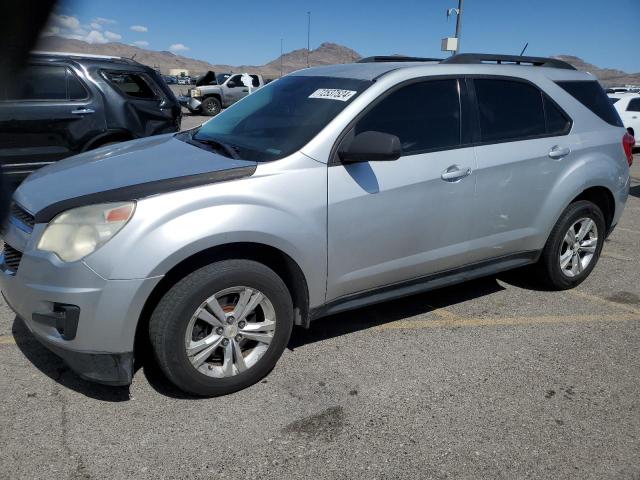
<box><xmin>38</xmin><ymin>36</ymin><xmax>639</xmax><ymax>86</ymax></box>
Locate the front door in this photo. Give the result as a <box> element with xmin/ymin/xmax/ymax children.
<box><xmin>327</xmin><ymin>78</ymin><xmax>477</xmax><ymax>301</ymax></box>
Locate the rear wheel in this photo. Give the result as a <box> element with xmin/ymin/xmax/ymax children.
<box><xmin>149</xmin><ymin>260</ymin><xmax>293</xmax><ymax>396</ymax></box>
<box><xmin>201</xmin><ymin>96</ymin><xmax>222</xmax><ymax>116</ymax></box>
<box><xmin>536</xmin><ymin>200</ymin><xmax>606</xmax><ymax>290</ymax></box>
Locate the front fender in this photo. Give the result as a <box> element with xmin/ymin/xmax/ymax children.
<box><xmin>84</xmin><ymin>157</ymin><xmax>328</xmax><ymax>307</ymax></box>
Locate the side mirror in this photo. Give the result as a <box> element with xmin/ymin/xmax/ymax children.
<box><xmin>339</xmin><ymin>131</ymin><xmax>402</xmax><ymax>163</ymax></box>
<box><xmin>227</xmin><ymin>81</ymin><xmax>237</xmax><ymax>88</ymax></box>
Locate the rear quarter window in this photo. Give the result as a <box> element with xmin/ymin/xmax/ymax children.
<box><xmin>104</xmin><ymin>71</ymin><xmax>157</xmax><ymax>99</ymax></box>
<box><xmin>556</xmin><ymin>80</ymin><xmax>623</xmax><ymax>127</ymax></box>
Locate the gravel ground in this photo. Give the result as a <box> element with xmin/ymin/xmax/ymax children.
<box><xmin>0</xmin><ymin>153</ymin><xmax>639</xmax><ymax>479</ymax></box>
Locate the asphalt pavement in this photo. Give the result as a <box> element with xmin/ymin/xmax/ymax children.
<box><xmin>0</xmin><ymin>156</ymin><xmax>639</xmax><ymax>479</ymax></box>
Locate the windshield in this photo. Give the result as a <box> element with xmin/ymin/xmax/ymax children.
<box><xmin>191</xmin><ymin>75</ymin><xmax>371</xmax><ymax>162</ymax></box>
<box><xmin>216</xmin><ymin>74</ymin><xmax>231</xmax><ymax>84</ymax></box>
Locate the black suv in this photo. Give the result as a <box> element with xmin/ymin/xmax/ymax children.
<box><xmin>0</xmin><ymin>51</ymin><xmax>182</xmax><ymax>187</ymax></box>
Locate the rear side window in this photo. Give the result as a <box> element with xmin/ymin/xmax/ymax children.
<box><xmin>6</xmin><ymin>65</ymin><xmax>67</xmax><ymax>100</ymax></box>
<box><xmin>475</xmin><ymin>79</ymin><xmax>546</xmax><ymax>142</ymax></box>
<box><xmin>627</xmin><ymin>98</ymin><xmax>640</xmax><ymax>112</ymax></box>
<box><xmin>249</xmin><ymin>75</ymin><xmax>260</xmax><ymax>87</ymax></box>
<box><xmin>556</xmin><ymin>81</ymin><xmax>623</xmax><ymax>127</ymax></box>
<box><xmin>104</xmin><ymin>72</ymin><xmax>156</xmax><ymax>99</ymax></box>
<box><xmin>2</xmin><ymin>65</ymin><xmax>89</xmax><ymax>101</ymax></box>
<box><xmin>355</xmin><ymin>79</ymin><xmax>461</xmax><ymax>155</ymax></box>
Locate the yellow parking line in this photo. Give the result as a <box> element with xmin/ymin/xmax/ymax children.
<box><xmin>425</xmin><ymin>305</ymin><xmax>460</xmax><ymax>320</ymax></box>
<box><xmin>374</xmin><ymin>313</ymin><xmax>639</xmax><ymax>331</ymax></box>
<box><xmin>0</xmin><ymin>335</ymin><xmax>16</xmax><ymax>345</ymax></box>
<box><xmin>567</xmin><ymin>289</ymin><xmax>640</xmax><ymax>316</ymax></box>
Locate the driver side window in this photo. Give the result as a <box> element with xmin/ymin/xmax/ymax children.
<box><xmin>355</xmin><ymin>79</ymin><xmax>462</xmax><ymax>156</ymax></box>
<box><xmin>227</xmin><ymin>75</ymin><xmax>243</xmax><ymax>88</ymax></box>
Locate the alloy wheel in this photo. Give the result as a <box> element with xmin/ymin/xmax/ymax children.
<box><xmin>559</xmin><ymin>217</ymin><xmax>598</xmax><ymax>278</ymax></box>
<box><xmin>184</xmin><ymin>286</ymin><xmax>276</xmax><ymax>378</ymax></box>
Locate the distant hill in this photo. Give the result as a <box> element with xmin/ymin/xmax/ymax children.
<box><xmin>37</xmin><ymin>36</ymin><xmax>639</xmax><ymax>86</ymax></box>
<box><xmin>553</xmin><ymin>55</ymin><xmax>640</xmax><ymax>86</ymax></box>
<box><xmin>38</xmin><ymin>37</ymin><xmax>361</xmax><ymax>79</ymax></box>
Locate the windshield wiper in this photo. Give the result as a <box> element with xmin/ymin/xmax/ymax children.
<box><xmin>190</xmin><ymin>134</ymin><xmax>240</xmax><ymax>160</ymax></box>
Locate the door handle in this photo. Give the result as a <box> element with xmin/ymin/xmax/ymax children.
<box><xmin>71</xmin><ymin>108</ymin><xmax>95</xmax><ymax>115</ymax></box>
<box><xmin>441</xmin><ymin>165</ymin><xmax>472</xmax><ymax>182</ymax></box>
<box><xmin>548</xmin><ymin>145</ymin><xmax>571</xmax><ymax>159</ymax></box>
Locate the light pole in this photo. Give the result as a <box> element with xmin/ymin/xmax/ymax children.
<box><xmin>307</xmin><ymin>11</ymin><xmax>311</xmax><ymax>68</ymax></box>
<box><xmin>445</xmin><ymin>0</ymin><xmax>464</xmax><ymax>54</ymax></box>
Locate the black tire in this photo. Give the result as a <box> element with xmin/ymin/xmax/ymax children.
<box><xmin>201</xmin><ymin>96</ymin><xmax>222</xmax><ymax>116</ymax></box>
<box><xmin>536</xmin><ymin>200</ymin><xmax>606</xmax><ymax>290</ymax></box>
<box><xmin>149</xmin><ymin>260</ymin><xmax>293</xmax><ymax>396</ymax></box>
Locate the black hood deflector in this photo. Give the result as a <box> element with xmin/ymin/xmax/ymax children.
<box><xmin>34</xmin><ymin>166</ymin><xmax>256</xmax><ymax>223</ymax></box>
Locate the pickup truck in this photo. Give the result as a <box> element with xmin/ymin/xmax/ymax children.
<box><xmin>185</xmin><ymin>71</ymin><xmax>265</xmax><ymax>116</ymax></box>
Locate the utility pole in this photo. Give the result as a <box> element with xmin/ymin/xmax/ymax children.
<box><xmin>307</xmin><ymin>11</ymin><xmax>311</xmax><ymax>68</ymax></box>
<box><xmin>454</xmin><ymin>0</ymin><xmax>463</xmax><ymax>54</ymax></box>
<box><xmin>280</xmin><ymin>38</ymin><xmax>284</xmax><ymax>77</ymax></box>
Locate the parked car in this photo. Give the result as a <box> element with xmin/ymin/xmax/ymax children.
<box><xmin>1</xmin><ymin>54</ymin><xmax>630</xmax><ymax>396</ymax></box>
<box><xmin>163</xmin><ymin>75</ymin><xmax>177</xmax><ymax>85</ymax></box>
<box><xmin>0</xmin><ymin>51</ymin><xmax>182</xmax><ymax>188</ymax></box>
<box><xmin>608</xmin><ymin>93</ymin><xmax>640</xmax><ymax>140</ymax></box>
<box><xmin>177</xmin><ymin>76</ymin><xmax>190</xmax><ymax>85</ymax></box>
<box><xmin>186</xmin><ymin>72</ymin><xmax>264</xmax><ymax>116</ymax></box>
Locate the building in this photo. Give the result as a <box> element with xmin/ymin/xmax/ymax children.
<box><xmin>169</xmin><ymin>68</ymin><xmax>189</xmax><ymax>77</ymax></box>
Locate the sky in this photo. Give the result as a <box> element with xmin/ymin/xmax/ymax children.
<box><xmin>50</xmin><ymin>0</ymin><xmax>640</xmax><ymax>72</ymax></box>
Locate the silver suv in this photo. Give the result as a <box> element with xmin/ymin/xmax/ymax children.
<box><xmin>0</xmin><ymin>54</ymin><xmax>630</xmax><ymax>396</ymax></box>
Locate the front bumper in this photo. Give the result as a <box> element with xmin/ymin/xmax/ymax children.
<box><xmin>0</xmin><ymin>233</ymin><xmax>161</xmax><ymax>385</ymax></box>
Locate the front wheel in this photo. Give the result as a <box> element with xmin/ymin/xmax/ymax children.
<box><xmin>200</xmin><ymin>96</ymin><xmax>222</xmax><ymax>116</ymax></box>
<box><xmin>536</xmin><ymin>200</ymin><xmax>606</xmax><ymax>290</ymax></box>
<box><xmin>149</xmin><ymin>260</ymin><xmax>293</xmax><ymax>396</ymax></box>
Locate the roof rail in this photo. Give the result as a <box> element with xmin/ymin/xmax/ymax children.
<box><xmin>441</xmin><ymin>53</ymin><xmax>576</xmax><ymax>70</ymax></box>
<box><xmin>357</xmin><ymin>55</ymin><xmax>443</xmax><ymax>63</ymax></box>
<box><xmin>31</xmin><ymin>50</ymin><xmax>141</xmax><ymax>65</ymax></box>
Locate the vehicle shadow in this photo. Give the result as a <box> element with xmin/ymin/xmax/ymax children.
<box><xmin>288</xmin><ymin>275</ymin><xmax>506</xmax><ymax>349</ymax></box>
<box><xmin>629</xmin><ymin>182</ymin><xmax>640</xmax><ymax>199</ymax></box>
<box><xmin>11</xmin><ymin>316</ymin><xmax>131</xmax><ymax>402</ymax></box>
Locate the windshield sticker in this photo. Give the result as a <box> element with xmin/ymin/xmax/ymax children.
<box><xmin>309</xmin><ymin>89</ymin><xmax>357</xmax><ymax>102</ymax></box>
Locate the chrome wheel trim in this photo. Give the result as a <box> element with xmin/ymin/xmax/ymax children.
<box><xmin>559</xmin><ymin>217</ymin><xmax>598</xmax><ymax>278</ymax></box>
<box><xmin>184</xmin><ymin>286</ymin><xmax>276</xmax><ymax>378</ymax></box>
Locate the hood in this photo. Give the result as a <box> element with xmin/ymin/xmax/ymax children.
<box><xmin>196</xmin><ymin>71</ymin><xmax>217</xmax><ymax>86</ymax></box>
<box><xmin>15</xmin><ymin>134</ymin><xmax>256</xmax><ymax>220</ymax></box>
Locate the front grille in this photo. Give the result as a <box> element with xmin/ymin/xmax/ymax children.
<box><xmin>10</xmin><ymin>203</ymin><xmax>35</xmax><ymax>230</ymax></box>
<box><xmin>2</xmin><ymin>243</ymin><xmax>23</xmax><ymax>272</ymax></box>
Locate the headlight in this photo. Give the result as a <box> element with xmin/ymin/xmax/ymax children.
<box><xmin>191</xmin><ymin>88</ymin><xmax>201</xmax><ymax>98</ymax></box>
<box><xmin>37</xmin><ymin>202</ymin><xmax>135</xmax><ymax>262</ymax></box>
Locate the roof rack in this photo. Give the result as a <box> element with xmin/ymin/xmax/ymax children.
<box><xmin>358</xmin><ymin>56</ymin><xmax>443</xmax><ymax>63</ymax></box>
<box><xmin>441</xmin><ymin>53</ymin><xmax>576</xmax><ymax>70</ymax></box>
<box><xmin>31</xmin><ymin>50</ymin><xmax>141</xmax><ymax>65</ymax></box>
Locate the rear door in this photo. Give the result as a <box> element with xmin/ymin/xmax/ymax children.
<box><xmin>327</xmin><ymin>78</ymin><xmax>478</xmax><ymax>301</ymax></box>
<box><xmin>0</xmin><ymin>63</ymin><xmax>104</xmax><ymax>185</ymax></box>
<box><xmin>469</xmin><ymin>77</ymin><xmax>576</xmax><ymax>260</ymax></box>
